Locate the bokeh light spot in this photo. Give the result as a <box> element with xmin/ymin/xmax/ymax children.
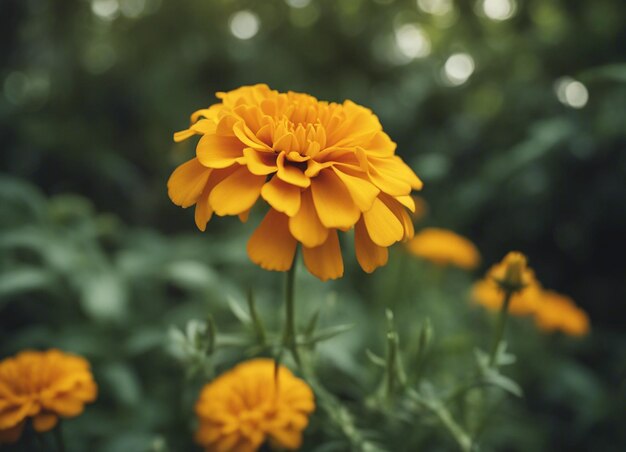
<box><xmin>417</xmin><ymin>0</ymin><xmax>453</xmax><ymax>16</ymax></box>
<box><xmin>482</xmin><ymin>0</ymin><xmax>517</xmax><ymax>21</ymax></box>
<box><xmin>394</xmin><ymin>24</ymin><xmax>431</xmax><ymax>59</ymax></box>
<box><xmin>443</xmin><ymin>53</ymin><xmax>475</xmax><ymax>85</ymax></box>
<box><xmin>555</xmin><ymin>77</ymin><xmax>589</xmax><ymax>109</ymax></box>
<box><xmin>91</xmin><ymin>0</ymin><xmax>120</xmax><ymax>20</ymax></box>
<box><xmin>229</xmin><ymin>11</ymin><xmax>260</xmax><ymax>40</ymax></box>
<box><xmin>285</xmin><ymin>0</ymin><xmax>311</xmax><ymax>8</ymax></box>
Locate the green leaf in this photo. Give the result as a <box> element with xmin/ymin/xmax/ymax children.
<box><xmin>304</xmin><ymin>308</ymin><xmax>321</xmax><ymax>339</ymax></box>
<box><xmin>227</xmin><ymin>295</ymin><xmax>251</xmax><ymax>324</ymax></box>
<box><xmin>165</xmin><ymin>260</ymin><xmax>218</xmax><ymax>291</ymax></box>
<box><xmin>482</xmin><ymin>368</ymin><xmax>523</xmax><ymax>397</ymax></box>
<box><xmin>0</xmin><ymin>267</ymin><xmax>56</xmax><ymax>302</ymax></box>
<box><xmin>79</xmin><ymin>271</ymin><xmax>128</xmax><ymax>321</ymax></box>
<box><xmin>366</xmin><ymin>349</ymin><xmax>387</xmax><ymax>367</ymax></box>
<box><xmin>300</xmin><ymin>323</ymin><xmax>354</xmax><ymax>345</ymax></box>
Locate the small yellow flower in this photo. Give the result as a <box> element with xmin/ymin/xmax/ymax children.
<box><xmin>472</xmin><ymin>252</ymin><xmax>540</xmax><ymax>315</ymax></box>
<box><xmin>471</xmin><ymin>278</ymin><xmax>542</xmax><ymax>315</ymax></box>
<box><xmin>406</xmin><ymin>227</ymin><xmax>480</xmax><ymax>270</ymax></box>
<box><xmin>533</xmin><ymin>291</ymin><xmax>590</xmax><ymax>336</ymax></box>
<box><xmin>168</xmin><ymin>84</ymin><xmax>422</xmax><ymax>281</ymax></box>
<box><xmin>195</xmin><ymin>359</ymin><xmax>315</xmax><ymax>452</ymax></box>
<box><xmin>0</xmin><ymin>350</ymin><xmax>97</xmax><ymax>444</ymax></box>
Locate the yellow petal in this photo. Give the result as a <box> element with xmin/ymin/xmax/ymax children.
<box><xmin>354</xmin><ymin>219</ymin><xmax>388</xmax><ymax>273</ymax></box>
<box><xmin>173</xmin><ymin>128</ymin><xmax>196</xmax><ymax>142</ymax></box>
<box><xmin>43</xmin><ymin>396</ymin><xmax>83</xmax><ymax>417</ymax></box>
<box><xmin>289</xmin><ymin>190</ymin><xmax>328</xmax><ymax>247</ymax></box>
<box><xmin>261</xmin><ymin>177</ymin><xmax>302</xmax><ymax>217</ymax></box>
<box><xmin>209</xmin><ymin>166</ymin><xmax>265</xmax><ymax>216</ymax></box>
<box><xmin>194</xmin><ymin>188</ymin><xmax>212</xmax><ymax>231</ymax></box>
<box><xmin>192</xmin><ymin>167</ymin><xmax>239</xmax><ymax>231</ymax></box>
<box><xmin>243</xmin><ymin>148</ymin><xmax>277</xmax><ymax>175</ymax></box>
<box><xmin>196</xmin><ymin>134</ymin><xmax>246</xmax><ymax>169</ymax></box>
<box><xmin>302</xmin><ymin>230</ymin><xmax>344</xmax><ymax>281</ymax></box>
<box><xmin>311</xmin><ymin>169</ymin><xmax>360</xmax><ymax>229</ymax></box>
<box><xmin>369</xmin><ymin>156</ymin><xmax>423</xmax><ymax>193</ymax></box>
<box><xmin>395</xmin><ymin>195</ymin><xmax>416</xmax><ymax>212</ymax></box>
<box><xmin>247</xmin><ymin>209</ymin><xmax>297</xmax><ymax>271</ymax></box>
<box><xmin>32</xmin><ymin>413</ymin><xmax>58</xmax><ymax>433</ymax></box>
<box><xmin>167</xmin><ymin>159</ymin><xmax>211</xmax><ymax>208</ymax></box>
<box><xmin>363</xmin><ymin>197</ymin><xmax>404</xmax><ymax>247</ymax></box>
<box><xmin>0</xmin><ymin>402</ymin><xmax>34</xmax><ymax>430</ymax></box>
<box><xmin>332</xmin><ymin>167</ymin><xmax>380</xmax><ymax>211</ymax></box>
<box><xmin>276</xmin><ymin>152</ymin><xmax>310</xmax><ymax>188</ymax></box>
<box><xmin>366</xmin><ymin>131</ymin><xmax>396</xmax><ymax>156</ymax></box>
<box><xmin>233</xmin><ymin>122</ymin><xmax>272</xmax><ymax>151</ymax></box>
<box><xmin>367</xmin><ymin>163</ymin><xmax>411</xmax><ymax>196</ymax></box>
<box><xmin>381</xmin><ymin>194</ymin><xmax>415</xmax><ymax>241</ymax></box>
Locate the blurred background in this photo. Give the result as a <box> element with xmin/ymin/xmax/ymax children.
<box><xmin>1</xmin><ymin>0</ymin><xmax>625</xmax><ymax>451</ymax></box>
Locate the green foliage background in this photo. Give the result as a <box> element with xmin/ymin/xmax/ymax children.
<box><xmin>1</xmin><ymin>0</ymin><xmax>625</xmax><ymax>450</ymax></box>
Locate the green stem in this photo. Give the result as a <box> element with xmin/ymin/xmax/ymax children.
<box><xmin>432</xmin><ymin>403</ymin><xmax>473</xmax><ymax>452</ymax></box>
<box><xmin>410</xmin><ymin>390</ymin><xmax>472</xmax><ymax>452</ymax></box>
<box><xmin>282</xmin><ymin>249</ymin><xmax>300</xmax><ymax>364</ymax></box>
<box><xmin>53</xmin><ymin>423</ymin><xmax>66</xmax><ymax>452</ymax></box>
<box><xmin>488</xmin><ymin>290</ymin><xmax>513</xmax><ymax>367</ymax></box>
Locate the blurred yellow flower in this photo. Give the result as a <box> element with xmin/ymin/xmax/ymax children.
<box><xmin>168</xmin><ymin>84</ymin><xmax>422</xmax><ymax>281</ymax></box>
<box><xmin>472</xmin><ymin>252</ymin><xmax>540</xmax><ymax>315</ymax></box>
<box><xmin>195</xmin><ymin>359</ymin><xmax>315</xmax><ymax>452</ymax></box>
<box><xmin>472</xmin><ymin>278</ymin><xmax>542</xmax><ymax>315</ymax></box>
<box><xmin>0</xmin><ymin>350</ymin><xmax>97</xmax><ymax>444</ymax></box>
<box><xmin>406</xmin><ymin>227</ymin><xmax>480</xmax><ymax>269</ymax></box>
<box><xmin>534</xmin><ymin>291</ymin><xmax>590</xmax><ymax>336</ymax></box>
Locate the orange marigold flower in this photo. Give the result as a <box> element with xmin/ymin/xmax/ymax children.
<box><xmin>0</xmin><ymin>350</ymin><xmax>97</xmax><ymax>444</ymax></box>
<box><xmin>472</xmin><ymin>252</ymin><xmax>540</xmax><ymax>315</ymax></box>
<box><xmin>168</xmin><ymin>84</ymin><xmax>422</xmax><ymax>281</ymax></box>
<box><xmin>406</xmin><ymin>227</ymin><xmax>480</xmax><ymax>270</ymax></box>
<box><xmin>471</xmin><ymin>278</ymin><xmax>542</xmax><ymax>315</ymax></box>
<box><xmin>533</xmin><ymin>291</ymin><xmax>590</xmax><ymax>336</ymax></box>
<box><xmin>195</xmin><ymin>359</ymin><xmax>315</xmax><ymax>452</ymax></box>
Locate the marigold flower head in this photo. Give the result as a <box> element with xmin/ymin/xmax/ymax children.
<box><xmin>195</xmin><ymin>358</ymin><xmax>315</xmax><ymax>452</ymax></box>
<box><xmin>406</xmin><ymin>227</ymin><xmax>480</xmax><ymax>270</ymax></box>
<box><xmin>471</xmin><ymin>278</ymin><xmax>542</xmax><ymax>315</ymax></box>
<box><xmin>533</xmin><ymin>291</ymin><xmax>590</xmax><ymax>336</ymax></box>
<box><xmin>168</xmin><ymin>84</ymin><xmax>422</xmax><ymax>281</ymax></box>
<box><xmin>472</xmin><ymin>252</ymin><xmax>540</xmax><ymax>315</ymax></box>
<box><xmin>0</xmin><ymin>350</ymin><xmax>97</xmax><ymax>444</ymax></box>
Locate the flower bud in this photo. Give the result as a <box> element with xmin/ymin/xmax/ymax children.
<box><xmin>495</xmin><ymin>251</ymin><xmax>529</xmax><ymax>294</ymax></box>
